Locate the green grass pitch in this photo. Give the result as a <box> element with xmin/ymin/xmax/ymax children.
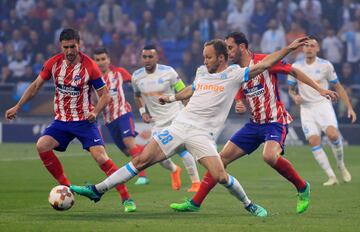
<box><xmin>0</xmin><ymin>143</ymin><xmax>359</xmax><ymax>232</ymax></box>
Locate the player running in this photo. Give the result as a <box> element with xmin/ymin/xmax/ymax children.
<box><xmin>132</xmin><ymin>45</ymin><xmax>201</xmax><ymax>191</ymax></box>
<box><xmin>288</xmin><ymin>36</ymin><xmax>356</xmax><ymax>186</ymax></box>
<box><xmin>4</xmin><ymin>29</ymin><xmax>136</xmax><ymax>213</ymax></box>
<box><xmin>69</xmin><ymin>37</ymin><xmax>311</xmax><ymax>217</ymax></box>
<box><xmin>170</xmin><ymin>32</ymin><xmax>338</xmax><ymax>214</ymax></box>
<box><xmin>93</xmin><ymin>47</ymin><xmax>149</xmax><ymax>185</ymax></box>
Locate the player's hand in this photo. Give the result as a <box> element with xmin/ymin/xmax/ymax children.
<box><xmin>158</xmin><ymin>95</ymin><xmax>170</xmax><ymax>105</ymax></box>
<box><xmin>348</xmin><ymin>108</ymin><xmax>357</xmax><ymax>123</ymax></box>
<box><xmin>87</xmin><ymin>112</ymin><xmax>97</xmax><ymax>123</ymax></box>
<box><xmin>235</xmin><ymin>100</ymin><xmax>247</xmax><ymax>114</ymax></box>
<box><xmin>319</xmin><ymin>89</ymin><xmax>338</xmax><ymax>102</ymax></box>
<box><xmin>5</xmin><ymin>105</ymin><xmax>20</xmax><ymax>120</ymax></box>
<box><xmin>292</xmin><ymin>95</ymin><xmax>303</xmax><ymax>105</ymax></box>
<box><xmin>141</xmin><ymin>113</ymin><xmax>152</xmax><ymax>123</ymax></box>
<box><xmin>287</xmin><ymin>37</ymin><xmax>309</xmax><ymax>51</ymax></box>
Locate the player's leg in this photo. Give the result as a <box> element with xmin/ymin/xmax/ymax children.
<box><xmin>122</xmin><ymin>113</ymin><xmax>149</xmax><ymax>180</ymax></box>
<box><xmin>159</xmin><ymin>157</ymin><xmax>182</xmax><ymax>190</ymax></box>
<box><xmin>71</xmin><ymin>125</ymin><xmax>184</xmax><ymax>201</ymax></box>
<box><xmin>153</xmin><ymin>126</ymin><xmax>182</xmax><ymax>190</ymax></box>
<box><xmin>303</xmin><ymin>106</ymin><xmax>337</xmax><ymax>185</ymax></box>
<box><xmin>187</xmin><ymin>123</ymin><xmax>259</xmax><ymax>207</ymax></box>
<box><xmin>37</xmin><ymin>120</ymin><xmax>74</xmax><ymax>186</ymax></box>
<box><xmin>171</xmin><ymin>133</ymin><xmax>267</xmax><ymax>217</ymax></box>
<box><xmin>78</xmin><ymin>121</ymin><xmax>136</xmax><ymax>212</ymax></box>
<box><xmin>71</xmin><ymin>138</ymin><xmax>168</xmax><ymax>201</ymax></box>
<box><xmin>107</xmin><ymin>115</ymin><xmax>148</xmax><ymax>183</ymax></box>
<box><xmin>308</xmin><ymin>135</ymin><xmax>338</xmax><ymax>186</ymax></box>
<box><xmin>177</xmin><ymin>148</ymin><xmax>200</xmax><ymax>192</ymax></box>
<box><xmin>88</xmin><ymin>145</ymin><xmax>135</xmax><ymax>212</ymax></box>
<box><xmin>325</xmin><ymin>126</ymin><xmax>351</xmax><ymax>182</ymax></box>
<box><xmin>123</xmin><ymin>136</ymin><xmax>149</xmax><ymax>184</ymax></box>
<box><xmin>190</xmin><ymin>141</ymin><xmax>248</xmax><ymax>207</ymax></box>
<box><xmin>262</xmin><ymin>123</ymin><xmax>309</xmax><ymax>213</ymax></box>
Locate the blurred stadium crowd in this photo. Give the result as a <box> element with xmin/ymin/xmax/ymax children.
<box><xmin>0</xmin><ymin>0</ymin><xmax>359</xmax><ymax>122</ymax></box>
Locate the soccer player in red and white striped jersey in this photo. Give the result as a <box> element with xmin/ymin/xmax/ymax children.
<box><xmin>173</xmin><ymin>32</ymin><xmax>337</xmax><ymax>214</ymax></box>
<box><xmin>5</xmin><ymin>29</ymin><xmax>136</xmax><ymax>212</ymax></box>
<box><xmin>93</xmin><ymin>47</ymin><xmax>148</xmax><ymax>184</ymax></box>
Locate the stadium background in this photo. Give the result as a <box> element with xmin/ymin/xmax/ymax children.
<box><xmin>0</xmin><ymin>0</ymin><xmax>359</xmax><ymax>144</ymax></box>
<box><xmin>0</xmin><ymin>1</ymin><xmax>360</xmax><ymax>232</ymax></box>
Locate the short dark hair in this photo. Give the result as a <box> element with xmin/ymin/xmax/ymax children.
<box><xmin>59</xmin><ymin>28</ymin><xmax>80</xmax><ymax>42</ymax></box>
<box><xmin>143</xmin><ymin>44</ymin><xmax>157</xmax><ymax>51</ymax></box>
<box><xmin>204</xmin><ymin>39</ymin><xmax>228</xmax><ymax>61</ymax></box>
<box><xmin>308</xmin><ymin>35</ymin><xmax>319</xmax><ymax>42</ymax></box>
<box><xmin>225</xmin><ymin>32</ymin><xmax>249</xmax><ymax>48</ymax></box>
<box><xmin>94</xmin><ymin>47</ymin><xmax>109</xmax><ymax>55</ymax></box>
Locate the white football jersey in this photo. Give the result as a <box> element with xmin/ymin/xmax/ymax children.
<box><xmin>288</xmin><ymin>57</ymin><xmax>338</xmax><ymax>105</ymax></box>
<box><xmin>174</xmin><ymin>64</ymin><xmax>249</xmax><ymax>135</ymax></box>
<box><xmin>132</xmin><ymin>64</ymin><xmax>184</xmax><ymax>127</ymax></box>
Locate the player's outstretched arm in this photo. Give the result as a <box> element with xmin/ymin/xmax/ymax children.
<box><xmin>248</xmin><ymin>37</ymin><xmax>309</xmax><ymax>79</ymax></box>
<box><xmin>333</xmin><ymin>82</ymin><xmax>357</xmax><ymax>123</ymax></box>
<box><xmin>159</xmin><ymin>85</ymin><xmax>194</xmax><ymax>105</ymax></box>
<box><xmin>5</xmin><ymin>75</ymin><xmax>46</xmax><ymax>120</ymax></box>
<box><xmin>88</xmin><ymin>87</ymin><xmax>110</xmax><ymax>123</ymax></box>
<box><xmin>289</xmin><ymin>67</ymin><xmax>338</xmax><ymax>102</ymax></box>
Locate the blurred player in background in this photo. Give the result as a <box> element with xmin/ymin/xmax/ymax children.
<box><xmin>171</xmin><ymin>32</ymin><xmax>338</xmax><ymax>214</ymax></box>
<box><xmin>4</xmin><ymin>29</ymin><xmax>136</xmax><ymax>213</ymax></box>
<box><xmin>70</xmin><ymin>37</ymin><xmax>311</xmax><ymax>217</ymax></box>
<box><xmin>93</xmin><ymin>47</ymin><xmax>148</xmax><ymax>185</ymax></box>
<box><xmin>288</xmin><ymin>36</ymin><xmax>356</xmax><ymax>186</ymax></box>
<box><xmin>131</xmin><ymin>45</ymin><xmax>200</xmax><ymax>191</ymax></box>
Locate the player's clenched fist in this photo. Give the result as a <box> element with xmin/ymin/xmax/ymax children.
<box><xmin>5</xmin><ymin>105</ymin><xmax>20</xmax><ymax>120</ymax></box>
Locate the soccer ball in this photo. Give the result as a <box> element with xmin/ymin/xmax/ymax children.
<box><xmin>48</xmin><ymin>185</ymin><xmax>75</xmax><ymax>211</ymax></box>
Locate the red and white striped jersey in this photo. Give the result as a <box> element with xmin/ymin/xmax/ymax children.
<box><xmin>101</xmin><ymin>66</ymin><xmax>132</xmax><ymax>124</ymax></box>
<box><xmin>40</xmin><ymin>52</ymin><xmax>105</xmax><ymax>121</ymax></box>
<box><xmin>235</xmin><ymin>53</ymin><xmax>293</xmax><ymax>125</ymax></box>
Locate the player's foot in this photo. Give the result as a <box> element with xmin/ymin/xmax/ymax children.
<box><xmin>297</xmin><ymin>181</ymin><xmax>310</xmax><ymax>214</ymax></box>
<box><xmin>339</xmin><ymin>166</ymin><xmax>351</xmax><ymax>183</ymax></box>
<box><xmin>70</xmin><ymin>185</ymin><xmax>103</xmax><ymax>202</ymax></box>
<box><xmin>123</xmin><ymin>199</ymin><xmax>136</xmax><ymax>213</ymax></box>
<box><xmin>134</xmin><ymin>177</ymin><xmax>150</xmax><ymax>185</ymax></box>
<box><xmin>171</xmin><ymin>166</ymin><xmax>182</xmax><ymax>190</ymax></box>
<box><xmin>187</xmin><ymin>182</ymin><xmax>201</xmax><ymax>192</ymax></box>
<box><xmin>245</xmin><ymin>202</ymin><xmax>268</xmax><ymax>217</ymax></box>
<box><xmin>170</xmin><ymin>199</ymin><xmax>199</xmax><ymax>212</ymax></box>
<box><xmin>322</xmin><ymin>176</ymin><xmax>338</xmax><ymax>186</ymax></box>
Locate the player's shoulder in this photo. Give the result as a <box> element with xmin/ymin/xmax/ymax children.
<box><xmin>132</xmin><ymin>67</ymin><xmax>146</xmax><ymax>79</ymax></box>
<box><xmin>80</xmin><ymin>52</ymin><xmax>97</xmax><ymax>68</ymax></box>
<box><xmin>157</xmin><ymin>64</ymin><xmax>177</xmax><ymax>75</ymax></box>
<box><xmin>157</xmin><ymin>64</ymin><xmax>173</xmax><ymax>71</ymax></box>
<box><xmin>45</xmin><ymin>53</ymin><xmax>64</xmax><ymax>66</ymax></box>
<box><xmin>226</xmin><ymin>64</ymin><xmax>246</xmax><ymax>75</ymax></box>
<box><xmin>293</xmin><ymin>58</ymin><xmax>306</xmax><ymax>67</ymax></box>
<box><xmin>316</xmin><ymin>57</ymin><xmax>332</xmax><ymax>66</ymax></box>
<box><xmin>252</xmin><ymin>53</ymin><xmax>267</xmax><ymax>62</ymax></box>
<box><xmin>195</xmin><ymin>65</ymin><xmax>208</xmax><ymax>75</ymax></box>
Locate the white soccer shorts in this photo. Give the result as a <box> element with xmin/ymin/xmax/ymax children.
<box><xmin>300</xmin><ymin>101</ymin><xmax>338</xmax><ymax>139</ymax></box>
<box><xmin>153</xmin><ymin>121</ymin><xmax>219</xmax><ymax>160</ymax></box>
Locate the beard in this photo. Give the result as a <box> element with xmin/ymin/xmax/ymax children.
<box><xmin>66</xmin><ymin>53</ymin><xmax>77</xmax><ymax>63</ymax></box>
<box><xmin>207</xmin><ymin>62</ymin><xmax>220</xmax><ymax>73</ymax></box>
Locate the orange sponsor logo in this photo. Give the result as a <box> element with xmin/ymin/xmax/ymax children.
<box><xmin>196</xmin><ymin>83</ymin><xmax>224</xmax><ymax>92</ymax></box>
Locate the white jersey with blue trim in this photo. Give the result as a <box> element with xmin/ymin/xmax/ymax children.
<box><xmin>132</xmin><ymin>64</ymin><xmax>184</xmax><ymax>127</ymax></box>
<box><xmin>174</xmin><ymin>64</ymin><xmax>249</xmax><ymax>135</ymax></box>
<box><xmin>288</xmin><ymin>57</ymin><xmax>338</xmax><ymax>105</ymax></box>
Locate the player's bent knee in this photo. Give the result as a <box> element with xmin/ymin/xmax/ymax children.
<box><xmin>308</xmin><ymin>135</ymin><xmax>321</xmax><ymax>147</ymax></box>
<box><xmin>262</xmin><ymin>153</ymin><xmax>277</xmax><ymax>166</ymax></box>
<box><xmin>327</xmin><ymin>132</ymin><xmax>339</xmax><ymax>142</ymax></box>
<box><xmin>36</xmin><ymin>139</ymin><xmax>53</xmax><ymax>153</ymax></box>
